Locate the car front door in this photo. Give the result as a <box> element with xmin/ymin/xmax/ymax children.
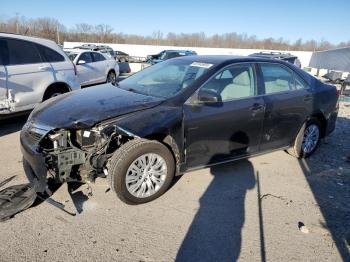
<box><xmin>184</xmin><ymin>63</ymin><xmax>265</xmax><ymax>168</ymax></box>
<box><xmin>258</xmin><ymin>63</ymin><xmax>313</xmax><ymax>151</ymax></box>
<box><xmin>76</xmin><ymin>52</ymin><xmax>96</xmax><ymax>86</ymax></box>
<box><xmin>4</xmin><ymin>38</ymin><xmax>53</xmax><ymax>111</ymax></box>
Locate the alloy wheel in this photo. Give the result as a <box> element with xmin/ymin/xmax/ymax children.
<box><xmin>125</xmin><ymin>153</ymin><xmax>167</xmax><ymax>198</ymax></box>
<box><xmin>301</xmin><ymin>124</ymin><xmax>320</xmax><ymax>154</ymax></box>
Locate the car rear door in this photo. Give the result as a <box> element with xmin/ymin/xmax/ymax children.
<box><xmin>91</xmin><ymin>52</ymin><xmax>108</xmax><ymax>83</ymax></box>
<box><xmin>5</xmin><ymin>38</ymin><xmax>54</xmax><ymax>111</ymax></box>
<box><xmin>184</xmin><ymin>63</ymin><xmax>265</xmax><ymax>168</ymax></box>
<box><xmin>257</xmin><ymin>62</ymin><xmax>313</xmax><ymax>151</ymax></box>
<box><xmin>76</xmin><ymin>52</ymin><xmax>96</xmax><ymax>86</ymax></box>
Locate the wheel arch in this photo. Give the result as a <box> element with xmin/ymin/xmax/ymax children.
<box><xmin>42</xmin><ymin>82</ymin><xmax>71</xmax><ymax>101</ymax></box>
<box><xmin>144</xmin><ymin>133</ymin><xmax>181</xmax><ymax>175</ymax></box>
<box><xmin>310</xmin><ymin>111</ymin><xmax>327</xmax><ymax>138</ymax></box>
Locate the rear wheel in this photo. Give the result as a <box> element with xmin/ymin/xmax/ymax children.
<box><xmin>287</xmin><ymin>118</ymin><xmax>321</xmax><ymax>158</ymax></box>
<box><xmin>43</xmin><ymin>86</ymin><xmax>68</xmax><ymax>101</ymax></box>
<box><xmin>109</xmin><ymin>139</ymin><xmax>175</xmax><ymax>204</ymax></box>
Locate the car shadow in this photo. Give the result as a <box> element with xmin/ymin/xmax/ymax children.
<box><xmin>0</xmin><ymin>113</ymin><xmax>29</xmax><ymax>137</ymax></box>
<box><xmin>297</xmin><ymin>115</ymin><xmax>350</xmax><ymax>261</ymax></box>
<box><xmin>176</xmin><ymin>159</ymin><xmax>256</xmax><ymax>262</ymax></box>
<box><xmin>67</xmin><ymin>182</ymin><xmax>89</xmax><ymax>214</ymax></box>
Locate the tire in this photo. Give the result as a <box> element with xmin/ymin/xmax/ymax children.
<box><xmin>107</xmin><ymin>71</ymin><xmax>117</xmax><ymax>85</ymax></box>
<box><xmin>287</xmin><ymin>118</ymin><xmax>321</xmax><ymax>158</ymax></box>
<box><xmin>109</xmin><ymin>139</ymin><xmax>175</xmax><ymax>204</ymax></box>
<box><xmin>43</xmin><ymin>87</ymin><xmax>66</xmax><ymax>101</ymax></box>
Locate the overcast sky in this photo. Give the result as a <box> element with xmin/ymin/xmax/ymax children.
<box><xmin>1</xmin><ymin>0</ymin><xmax>349</xmax><ymax>44</ymax></box>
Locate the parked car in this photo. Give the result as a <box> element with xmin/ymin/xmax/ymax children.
<box><xmin>147</xmin><ymin>50</ymin><xmax>197</xmax><ymax>64</ymax></box>
<box><xmin>114</xmin><ymin>51</ymin><xmax>130</xmax><ymax>62</ymax></box>
<box><xmin>96</xmin><ymin>45</ymin><xmax>115</xmax><ymax>58</ymax></box>
<box><xmin>0</xmin><ymin>33</ymin><xmax>80</xmax><ymax>116</ymax></box>
<box><xmin>67</xmin><ymin>50</ymin><xmax>119</xmax><ymax>86</ymax></box>
<box><xmin>249</xmin><ymin>52</ymin><xmax>301</xmax><ymax>68</ymax></box>
<box><xmin>21</xmin><ymin>56</ymin><xmax>339</xmax><ymax>205</ymax></box>
<box><xmin>73</xmin><ymin>44</ymin><xmax>114</xmax><ymax>58</ymax></box>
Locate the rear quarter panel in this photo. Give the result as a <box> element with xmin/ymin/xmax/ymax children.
<box><xmin>313</xmin><ymin>81</ymin><xmax>338</xmax><ymax>135</ymax></box>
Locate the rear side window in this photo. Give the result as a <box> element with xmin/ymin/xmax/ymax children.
<box><xmin>91</xmin><ymin>52</ymin><xmax>106</xmax><ymax>62</ymax></box>
<box><xmin>36</xmin><ymin>44</ymin><xmax>65</xmax><ymax>63</ymax></box>
<box><xmin>261</xmin><ymin>64</ymin><xmax>294</xmax><ymax>94</ymax></box>
<box><xmin>0</xmin><ymin>39</ymin><xmax>8</xmax><ymax>65</ymax></box>
<box><xmin>6</xmin><ymin>39</ymin><xmax>42</xmax><ymax>65</ymax></box>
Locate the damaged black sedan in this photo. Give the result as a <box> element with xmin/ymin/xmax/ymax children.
<box><xmin>20</xmin><ymin>56</ymin><xmax>339</xmax><ymax>204</ymax></box>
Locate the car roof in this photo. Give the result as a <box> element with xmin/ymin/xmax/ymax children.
<box><xmin>172</xmin><ymin>55</ymin><xmax>293</xmax><ymax>65</ymax></box>
<box><xmin>165</xmin><ymin>50</ymin><xmax>195</xmax><ymax>53</ymax></box>
<box><xmin>249</xmin><ymin>52</ymin><xmax>297</xmax><ymax>59</ymax></box>
<box><xmin>0</xmin><ymin>32</ymin><xmax>68</xmax><ymax>59</ymax></box>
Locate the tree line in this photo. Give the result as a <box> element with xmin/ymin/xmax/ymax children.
<box><xmin>1</xmin><ymin>15</ymin><xmax>349</xmax><ymax>51</ymax></box>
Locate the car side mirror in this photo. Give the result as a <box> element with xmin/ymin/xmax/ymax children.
<box><xmin>78</xmin><ymin>60</ymin><xmax>86</xmax><ymax>65</ymax></box>
<box><xmin>197</xmin><ymin>89</ymin><xmax>222</xmax><ymax>104</ymax></box>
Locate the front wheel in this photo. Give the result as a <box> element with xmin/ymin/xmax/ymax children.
<box><xmin>109</xmin><ymin>139</ymin><xmax>175</xmax><ymax>204</ymax></box>
<box><xmin>107</xmin><ymin>71</ymin><xmax>117</xmax><ymax>85</ymax></box>
<box><xmin>287</xmin><ymin>118</ymin><xmax>322</xmax><ymax>158</ymax></box>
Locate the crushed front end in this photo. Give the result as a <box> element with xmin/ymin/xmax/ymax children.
<box><xmin>20</xmin><ymin>120</ymin><xmax>134</xmax><ymax>194</ymax></box>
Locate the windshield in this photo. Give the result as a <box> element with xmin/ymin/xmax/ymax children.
<box><xmin>119</xmin><ymin>59</ymin><xmax>212</xmax><ymax>98</ymax></box>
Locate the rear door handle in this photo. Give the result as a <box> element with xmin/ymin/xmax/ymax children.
<box><xmin>38</xmin><ymin>65</ymin><xmax>50</xmax><ymax>71</ymax></box>
<box><xmin>303</xmin><ymin>95</ymin><xmax>312</xmax><ymax>102</ymax></box>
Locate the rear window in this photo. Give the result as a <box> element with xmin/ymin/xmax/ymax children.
<box><xmin>6</xmin><ymin>38</ymin><xmax>42</xmax><ymax>65</ymax></box>
<box><xmin>36</xmin><ymin>44</ymin><xmax>65</xmax><ymax>63</ymax></box>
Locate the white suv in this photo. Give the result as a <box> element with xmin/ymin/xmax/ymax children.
<box><xmin>0</xmin><ymin>33</ymin><xmax>80</xmax><ymax>116</ymax></box>
<box><xmin>67</xmin><ymin>50</ymin><xmax>119</xmax><ymax>86</ymax></box>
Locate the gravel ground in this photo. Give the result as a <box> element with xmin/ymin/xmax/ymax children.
<box><xmin>0</xmin><ymin>101</ymin><xmax>349</xmax><ymax>262</ymax></box>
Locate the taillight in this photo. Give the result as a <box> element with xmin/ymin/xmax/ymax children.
<box><xmin>72</xmin><ymin>62</ymin><xmax>77</xmax><ymax>75</ymax></box>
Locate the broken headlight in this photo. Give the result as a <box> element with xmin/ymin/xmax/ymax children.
<box><xmin>75</xmin><ymin>129</ymin><xmax>98</xmax><ymax>148</ymax></box>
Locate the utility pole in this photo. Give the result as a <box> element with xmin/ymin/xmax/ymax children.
<box><xmin>56</xmin><ymin>25</ymin><xmax>60</xmax><ymax>44</ymax></box>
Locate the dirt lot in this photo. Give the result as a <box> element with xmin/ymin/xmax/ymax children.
<box><xmin>0</xmin><ymin>101</ymin><xmax>349</xmax><ymax>262</ymax></box>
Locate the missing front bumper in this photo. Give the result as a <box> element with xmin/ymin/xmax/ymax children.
<box><xmin>20</xmin><ymin>132</ymin><xmax>48</xmax><ymax>193</ymax></box>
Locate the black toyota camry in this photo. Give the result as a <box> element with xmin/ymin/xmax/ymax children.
<box><xmin>21</xmin><ymin>55</ymin><xmax>339</xmax><ymax>204</ymax></box>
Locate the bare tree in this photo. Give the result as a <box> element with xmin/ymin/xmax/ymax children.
<box><xmin>0</xmin><ymin>15</ymin><xmax>348</xmax><ymax>51</ymax></box>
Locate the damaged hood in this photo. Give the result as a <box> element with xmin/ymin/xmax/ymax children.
<box><xmin>30</xmin><ymin>84</ymin><xmax>164</xmax><ymax>129</ymax></box>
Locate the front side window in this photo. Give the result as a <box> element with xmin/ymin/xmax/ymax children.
<box><xmin>6</xmin><ymin>39</ymin><xmax>42</xmax><ymax>65</ymax></box>
<box><xmin>36</xmin><ymin>44</ymin><xmax>65</xmax><ymax>63</ymax></box>
<box><xmin>119</xmin><ymin>59</ymin><xmax>211</xmax><ymax>98</ymax></box>
<box><xmin>78</xmin><ymin>52</ymin><xmax>93</xmax><ymax>64</ymax></box>
<box><xmin>261</xmin><ymin>64</ymin><xmax>295</xmax><ymax>94</ymax></box>
<box><xmin>201</xmin><ymin>64</ymin><xmax>255</xmax><ymax>101</ymax></box>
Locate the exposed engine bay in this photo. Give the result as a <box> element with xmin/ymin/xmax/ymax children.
<box><xmin>38</xmin><ymin>125</ymin><xmax>134</xmax><ymax>186</ymax></box>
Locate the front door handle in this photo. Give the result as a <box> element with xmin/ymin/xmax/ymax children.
<box><xmin>38</xmin><ymin>65</ymin><xmax>50</xmax><ymax>71</ymax></box>
<box><xmin>250</xmin><ymin>103</ymin><xmax>265</xmax><ymax>112</ymax></box>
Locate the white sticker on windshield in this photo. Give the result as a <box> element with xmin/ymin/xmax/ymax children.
<box><xmin>190</xmin><ymin>62</ymin><xmax>213</xmax><ymax>69</ymax></box>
